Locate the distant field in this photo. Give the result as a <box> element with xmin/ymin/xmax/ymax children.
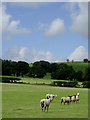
<box><xmin>29</xmin><ymin>62</ymin><xmax>88</xmax><ymax>77</ymax></box>
<box><xmin>66</xmin><ymin>62</ymin><xmax>88</xmax><ymax>75</ymax></box>
<box><xmin>2</xmin><ymin>83</ymin><xmax>88</xmax><ymax>118</ymax></box>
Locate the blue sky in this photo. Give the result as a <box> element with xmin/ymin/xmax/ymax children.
<box><xmin>1</xmin><ymin>2</ymin><xmax>88</xmax><ymax>63</ymax></box>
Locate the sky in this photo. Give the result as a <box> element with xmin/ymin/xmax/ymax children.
<box><xmin>0</xmin><ymin>2</ymin><xmax>88</xmax><ymax>63</ymax></box>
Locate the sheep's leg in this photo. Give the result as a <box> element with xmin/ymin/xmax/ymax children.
<box><xmin>47</xmin><ymin>106</ymin><xmax>48</xmax><ymax>112</ymax></box>
<box><xmin>77</xmin><ymin>100</ymin><xmax>79</xmax><ymax>103</ymax></box>
<box><xmin>42</xmin><ymin>107</ymin><xmax>43</xmax><ymax>112</ymax></box>
<box><xmin>44</xmin><ymin>106</ymin><xmax>46</xmax><ymax>112</ymax></box>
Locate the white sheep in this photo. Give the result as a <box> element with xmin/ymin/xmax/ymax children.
<box><xmin>76</xmin><ymin>93</ymin><xmax>80</xmax><ymax>103</ymax></box>
<box><xmin>61</xmin><ymin>96</ymin><xmax>71</xmax><ymax>105</ymax></box>
<box><xmin>71</xmin><ymin>93</ymin><xmax>80</xmax><ymax>103</ymax></box>
<box><xmin>71</xmin><ymin>95</ymin><xmax>76</xmax><ymax>103</ymax></box>
<box><xmin>40</xmin><ymin>98</ymin><xmax>52</xmax><ymax>112</ymax></box>
<box><xmin>46</xmin><ymin>94</ymin><xmax>57</xmax><ymax>101</ymax></box>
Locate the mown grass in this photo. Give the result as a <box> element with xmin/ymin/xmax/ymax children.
<box><xmin>2</xmin><ymin>83</ymin><xmax>88</xmax><ymax>118</ymax></box>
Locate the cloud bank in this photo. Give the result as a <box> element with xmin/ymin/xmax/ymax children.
<box><xmin>67</xmin><ymin>46</ymin><xmax>88</xmax><ymax>61</ymax></box>
<box><xmin>5</xmin><ymin>46</ymin><xmax>57</xmax><ymax>63</ymax></box>
<box><xmin>70</xmin><ymin>3</ymin><xmax>88</xmax><ymax>38</ymax></box>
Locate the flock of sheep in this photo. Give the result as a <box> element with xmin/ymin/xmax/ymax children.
<box><xmin>40</xmin><ymin>93</ymin><xmax>80</xmax><ymax>112</ymax></box>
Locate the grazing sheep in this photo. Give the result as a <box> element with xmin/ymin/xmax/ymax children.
<box><xmin>68</xmin><ymin>96</ymin><xmax>72</xmax><ymax>102</ymax></box>
<box><xmin>61</xmin><ymin>97</ymin><xmax>66</xmax><ymax>104</ymax></box>
<box><xmin>46</xmin><ymin>94</ymin><xmax>57</xmax><ymax>101</ymax></box>
<box><xmin>76</xmin><ymin>93</ymin><xmax>80</xmax><ymax>103</ymax></box>
<box><xmin>40</xmin><ymin>98</ymin><xmax>52</xmax><ymax>112</ymax></box>
<box><xmin>71</xmin><ymin>95</ymin><xmax>76</xmax><ymax>103</ymax></box>
<box><xmin>68</xmin><ymin>93</ymin><xmax>80</xmax><ymax>103</ymax></box>
<box><xmin>61</xmin><ymin>96</ymin><xmax>71</xmax><ymax>105</ymax></box>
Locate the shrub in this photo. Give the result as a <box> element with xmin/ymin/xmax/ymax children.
<box><xmin>63</xmin><ymin>80</ymin><xmax>78</xmax><ymax>87</ymax></box>
<box><xmin>51</xmin><ymin>80</ymin><xmax>78</xmax><ymax>87</ymax></box>
<box><xmin>0</xmin><ymin>76</ymin><xmax>21</xmax><ymax>83</ymax></box>
<box><xmin>82</xmin><ymin>81</ymin><xmax>90</xmax><ymax>88</ymax></box>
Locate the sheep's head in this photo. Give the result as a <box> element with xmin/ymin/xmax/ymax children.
<box><xmin>49</xmin><ymin>98</ymin><xmax>53</xmax><ymax>102</ymax></box>
<box><xmin>53</xmin><ymin>94</ymin><xmax>57</xmax><ymax>98</ymax></box>
<box><xmin>77</xmin><ymin>93</ymin><xmax>80</xmax><ymax>96</ymax></box>
<box><xmin>68</xmin><ymin>96</ymin><xmax>72</xmax><ymax>99</ymax></box>
<box><xmin>74</xmin><ymin>95</ymin><xmax>76</xmax><ymax>98</ymax></box>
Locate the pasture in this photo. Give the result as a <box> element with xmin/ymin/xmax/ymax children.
<box><xmin>2</xmin><ymin>83</ymin><xmax>88</xmax><ymax>118</ymax></box>
<box><xmin>66</xmin><ymin>62</ymin><xmax>88</xmax><ymax>76</ymax></box>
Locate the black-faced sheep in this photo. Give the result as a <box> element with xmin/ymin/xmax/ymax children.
<box><xmin>61</xmin><ymin>96</ymin><xmax>71</xmax><ymax>105</ymax></box>
<box><xmin>46</xmin><ymin>94</ymin><xmax>57</xmax><ymax>101</ymax></box>
<box><xmin>76</xmin><ymin>93</ymin><xmax>80</xmax><ymax>103</ymax></box>
<box><xmin>71</xmin><ymin>95</ymin><xmax>76</xmax><ymax>103</ymax></box>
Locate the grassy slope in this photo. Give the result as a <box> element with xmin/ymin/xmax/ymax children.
<box><xmin>66</xmin><ymin>62</ymin><xmax>88</xmax><ymax>75</ymax></box>
<box><xmin>2</xmin><ymin>83</ymin><xmax>88</xmax><ymax>118</ymax></box>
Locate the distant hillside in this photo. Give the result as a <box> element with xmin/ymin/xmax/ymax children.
<box><xmin>65</xmin><ymin>62</ymin><xmax>88</xmax><ymax>76</ymax></box>
<box><xmin>29</xmin><ymin>61</ymin><xmax>88</xmax><ymax>77</ymax></box>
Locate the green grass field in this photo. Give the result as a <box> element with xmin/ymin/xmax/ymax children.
<box><xmin>2</xmin><ymin>83</ymin><xmax>88</xmax><ymax>118</ymax></box>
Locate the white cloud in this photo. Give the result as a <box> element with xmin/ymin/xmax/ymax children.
<box><xmin>5</xmin><ymin>46</ymin><xmax>57</xmax><ymax>63</ymax></box>
<box><xmin>45</xmin><ymin>18</ymin><xmax>66</xmax><ymax>37</ymax></box>
<box><xmin>70</xmin><ymin>3</ymin><xmax>88</xmax><ymax>38</ymax></box>
<box><xmin>1</xmin><ymin>5</ymin><xmax>30</xmax><ymax>41</ymax></box>
<box><xmin>67</xmin><ymin>46</ymin><xmax>88</xmax><ymax>61</ymax></box>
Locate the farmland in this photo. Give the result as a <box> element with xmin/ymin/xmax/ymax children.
<box><xmin>2</xmin><ymin>83</ymin><xmax>88</xmax><ymax>118</ymax></box>
<box><xmin>1</xmin><ymin>61</ymin><xmax>89</xmax><ymax>118</ymax></box>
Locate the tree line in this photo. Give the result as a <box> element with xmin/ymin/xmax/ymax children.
<box><xmin>0</xmin><ymin>59</ymin><xmax>89</xmax><ymax>82</ymax></box>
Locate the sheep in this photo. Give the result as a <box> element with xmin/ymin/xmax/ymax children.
<box><xmin>68</xmin><ymin>96</ymin><xmax>72</xmax><ymax>102</ymax></box>
<box><xmin>46</xmin><ymin>94</ymin><xmax>57</xmax><ymax>101</ymax></box>
<box><xmin>61</xmin><ymin>96</ymin><xmax>71</xmax><ymax>105</ymax></box>
<box><xmin>61</xmin><ymin>97</ymin><xmax>66</xmax><ymax>104</ymax></box>
<box><xmin>40</xmin><ymin>98</ymin><xmax>52</xmax><ymax>112</ymax></box>
<box><xmin>68</xmin><ymin>93</ymin><xmax>80</xmax><ymax>103</ymax></box>
<box><xmin>76</xmin><ymin>93</ymin><xmax>80</xmax><ymax>103</ymax></box>
<box><xmin>71</xmin><ymin>95</ymin><xmax>76</xmax><ymax>103</ymax></box>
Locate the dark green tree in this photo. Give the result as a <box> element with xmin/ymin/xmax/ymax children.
<box><xmin>0</xmin><ymin>59</ymin><xmax>2</xmax><ymax>75</ymax></box>
<box><xmin>16</xmin><ymin>61</ymin><xmax>29</xmax><ymax>77</ymax></box>
<box><xmin>49</xmin><ymin>63</ymin><xmax>59</xmax><ymax>73</ymax></box>
<box><xmin>83</xmin><ymin>59</ymin><xmax>88</xmax><ymax>63</ymax></box>
<box><xmin>28</xmin><ymin>60</ymin><xmax>49</xmax><ymax>78</ymax></box>
<box><xmin>2</xmin><ymin>60</ymin><xmax>13</xmax><ymax>76</ymax></box>
<box><xmin>51</xmin><ymin>63</ymin><xmax>75</xmax><ymax>80</ymax></box>
<box><xmin>84</xmin><ymin>66</ymin><xmax>90</xmax><ymax>81</ymax></box>
<box><xmin>75</xmin><ymin>71</ymin><xmax>83</xmax><ymax>82</ymax></box>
